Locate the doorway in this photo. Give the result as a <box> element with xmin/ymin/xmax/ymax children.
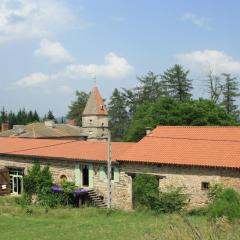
<box><xmin>82</xmin><ymin>165</ymin><xmax>89</xmax><ymax>186</ymax></box>
<box><xmin>9</xmin><ymin>168</ymin><xmax>24</xmax><ymax>195</ymax></box>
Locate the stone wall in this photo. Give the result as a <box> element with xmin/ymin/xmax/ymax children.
<box><xmin>0</xmin><ymin>156</ymin><xmax>132</xmax><ymax>209</ymax></box>
<box><xmin>1</xmin><ymin>156</ymin><xmax>240</xmax><ymax>210</ymax></box>
<box><xmin>0</xmin><ymin>156</ymin><xmax>76</xmax><ymax>184</ymax></box>
<box><xmin>82</xmin><ymin>115</ymin><xmax>109</xmax><ymax>140</ymax></box>
<box><xmin>121</xmin><ymin>163</ymin><xmax>240</xmax><ymax>208</ymax></box>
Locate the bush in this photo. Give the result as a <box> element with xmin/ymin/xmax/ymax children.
<box><xmin>133</xmin><ymin>174</ymin><xmax>188</xmax><ymax>213</ymax></box>
<box><xmin>15</xmin><ymin>193</ymin><xmax>31</xmax><ymax>207</ymax></box>
<box><xmin>208</xmin><ymin>187</ymin><xmax>240</xmax><ymax>221</ymax></box>
<box><xmin>150</xmin><ymin>188</ymin><xmax>188</xmax><ymax>213</ymax></box>
<box><xmin>133</xmin><ymin>174</ymin><xmax>159</xmax><ymax>208</ymax></box>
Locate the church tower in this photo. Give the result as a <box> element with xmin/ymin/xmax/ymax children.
<box><xmin>82</xmin><ymin>87</ymin><xmax>109</xmax><ymax>141</ymax></box>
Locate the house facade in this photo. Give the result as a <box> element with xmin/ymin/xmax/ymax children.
<box><xmin>0</xmin><ymin>126</ymin><xmax>240</xmax><ymax>209</ymax></box>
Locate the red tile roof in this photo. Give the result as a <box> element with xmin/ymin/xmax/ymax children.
<box><xmin>1</xmin><ymin>126</ymin><xmax>240</xmax><ymax>169</ymax></box>
<box><xmin>0</xmin><ymin>138</ymin><xmax>134</xmax><ymax>162</ymax></box>
<box><xmin>82</xmin><ymin>87</ymin><xmax>108</xmax><ymax>116</ymax></box>
<box><xmin>116</xmin><ymin>126</ymin><xmax>240</xmax><ymax>169</ymax></box>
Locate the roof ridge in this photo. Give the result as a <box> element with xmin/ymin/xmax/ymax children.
<box><xmin>156</xmin><ymin>125</ymin><xmax>240</xmax><ymax>128</ymax></box>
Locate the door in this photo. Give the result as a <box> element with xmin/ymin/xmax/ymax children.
<box><xmin>11</xmin><ymin>175</ymin><xmax>23</xmax><ymax>195</ymax></box>
<box><xmin>9</xmin><ymin>168</ymin><xmax>24</xmax><ymax>195</ymax></box>
<box><xmin>82</xmin><ymin>165</ymin><xmax>89</xmax><ymax>186</ymax></box>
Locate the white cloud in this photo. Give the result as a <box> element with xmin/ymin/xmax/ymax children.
<box><xmin>16</xmin><ymin>72</ymin><xmax>51</xmax><ymax>87</ymax></box>
<box><xmin>56</xmin><ymin>85</ymin><xmax>73</xmax><ymax>94</ymax></box>
<box><xmin>176</xmin><ymin>50</ymin><xmax>240</xmax><ymax>75</ymax></box>
<box><xmin>15</xmin><ymin>52</ymin><xmax>134</xmax><ymax>87</ymax></box>
<box><xmin>181</xmin><ymin>13</ymin><xmax>209</xmax><ymax>29</ymax></box>
<box><xmin>0</xmin><ymin>0</ymin><xmax>78</xmax><ymax>43</ymax></box>
<box><xmin>62</xmin><ymin>52</ymin><xmax>134</xmax><ymax>79</ymax></box>
<box><xmin>34</xmin><ymin>39</ymin><xmax>73</xmax><ymax>64</ymax></box>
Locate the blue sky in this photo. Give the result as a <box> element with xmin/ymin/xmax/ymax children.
<box><xmin>1</xmin><ymin>0</ymin><xmax>240</xmax><ymax>116</ymax></box>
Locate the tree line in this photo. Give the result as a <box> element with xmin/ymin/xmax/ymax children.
<box><xmin>68</xmin><ymin>64</ymin><xmax>240</xmax><ymax>141</ymax></box>
<box><xmin>0</xmin><ymin>108</ymin><xmax>57</xmax><ymax>128</ymax></box>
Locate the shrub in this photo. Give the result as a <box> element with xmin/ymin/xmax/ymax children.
<box><xmin>60</xmin><ymin>181</ymin><xmax>76</xmax><ymax>206</ymax></box>
<box><xmin>15</xmin><ymin>193</ymin><xmax>31</xmax><ymax>207</ymax></box>
<box><xmin>133</xmin><ymin>174</ymin><xmax>159</xmax><ymax>208</ymax></box>
<box><xmin>208</xmin><ymin>184</ymin><xmax>224</xmax><ymax>201</ymax></box>
<box><xmin>208</xmin><ymin>187</ymin><xmax>240</xmax><ymax>221</ymax></box>
<box><xmin>133</xmin><ymin>174</ymin><xmax>188</xmax><ymax>213</ymax></box>
<box><xmin>150</xmin><ymin>188</ymin><xmax>188</xmax><ymax>213</ymax></box>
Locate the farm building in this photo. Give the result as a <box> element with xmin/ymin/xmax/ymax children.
<box><xmin>0</xmin><ymin>126</ymin><xmax>240</xmax><ymax>209</ymax></box>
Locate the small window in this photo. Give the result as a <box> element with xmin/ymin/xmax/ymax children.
<box><xmin>60</xmin><ymin>175</ymin><xmax>67</xmax><ymax>181</ymax></box>
<box><xmin>201</xmin><ymin>182</ymin><xmax>210</xmax><ymax>190</ymax></box>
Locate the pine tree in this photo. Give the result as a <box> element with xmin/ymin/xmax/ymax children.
<box><xmin>108</xmin><ymin>89</ymin><xmax>130</xmax><ymax>141</ymax></box>
<box><xmin>0</xmin><ymin>107</ymin><xmax>7</xmax><ymax>123</ymax></box>
<box><xmin>122</xmin><ymin>72</ymin><xmax>162</xmax><ymax>116</ymax></box>
<box><xmin>161</xmin><ymin>64</ymin><xmax>192</xmax><ymax>101</ymax></box>
<box><xmin>33</xmin><ymin>110</ymin><xmax>40</xmax><ymax>122</ymax></box>
<box><xmin>135</xmin><ymin>71</ymin><xmax>162</xmax><ymax>102</ymax></box>
<box><xmin>221</xmin><ymin>73</ymin><xmax>239</xmax><ymax>115</ymax></box>
<box><xmin>47</xmin><ymin>110</ymin><xmax>55</xmax><ymax>121</ymax></box>
<box><xmin>67</xmin><ymin>91</ymin><xmax>89</xmax><ymax>126</ymax></box>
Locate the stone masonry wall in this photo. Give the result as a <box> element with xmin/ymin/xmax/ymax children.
<box><xmin>0</xmin><ymin>156</ymin><xmax>132</xmax><ymax>209</ymax></box>
<box><xmin>0</xmin><ymin>156</ymin><xmax>76</xmax><ymax>184</ymax></box>
<box><xmin>1</xmin><ymin>156</ymin><xmax>240</xmax><ymax>210</ymax></box>
<box><xmin>121</xmin><ymin>163</ymin><xmax>240</xmax><ymax>208</ymax></box>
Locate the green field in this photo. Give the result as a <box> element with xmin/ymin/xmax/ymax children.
<box><xmin>0</xmin><ymin>197</ymin><xmax>239</xmax><ymax>240</ymax></box>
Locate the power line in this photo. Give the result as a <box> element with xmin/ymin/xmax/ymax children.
<box><xmin>146</xmin><ymin>135</ymin><xmax>240</xmax><ymax>143</ymax></box>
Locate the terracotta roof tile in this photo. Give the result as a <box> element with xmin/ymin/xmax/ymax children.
<box><xmin>0</xmin><ymin>138</ymin><xmax>134</xmax><ymax>162</ymax></box>
<box><xmin>82</xmin><ymin>87</ymin><xmax>108</xmax><ymax>116</ymax></box>
<box><xmin>116</xmin><ymin>126</ymin><xmax>240</xmax><ymax>169</ymax></box>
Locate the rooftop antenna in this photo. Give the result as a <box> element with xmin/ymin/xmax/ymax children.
<box><xmin>92</xmin><ymin>71</ymin><xmax>97</xmax><ymax>86</ymax></box>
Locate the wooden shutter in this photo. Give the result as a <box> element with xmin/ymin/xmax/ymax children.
<box><xmin>74</xmin><ymin>164</ymin><xmax>82</xmax><ymax>187</ymax></box>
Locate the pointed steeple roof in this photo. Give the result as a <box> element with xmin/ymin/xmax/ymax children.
<box><xmin>82</xmin><ymin>87</ymin><xmax>108</xmax><ymax>116</ymax></box>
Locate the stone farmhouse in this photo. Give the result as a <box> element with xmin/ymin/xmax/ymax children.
<box><xmin>0</xmin><ymin>87</ymin><xmax>240</xmax><ymax>209</ymax></box>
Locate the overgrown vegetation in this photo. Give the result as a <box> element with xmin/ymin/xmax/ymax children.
<box><xmin>208</xmin><ymin>185</ymin><xmax>240</xmax><ymax>221</ymax></box>
<box><xmin>133</xmin><ymin>174</ymin><xmax>188</xmax><ymax>213</ymax></box>
<box><xmin>20</xmin><ymin>164</ymin><xmax>78</xmax><ymax>208</ymax></box>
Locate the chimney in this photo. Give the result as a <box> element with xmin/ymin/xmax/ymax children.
<box><xmin>1</xmin><ymin>122</ymin><xmax>9</xmax><ymax>132</ymax></box>
<box><xmin>44</xmin><ymin>120</ymin><xmax>55</xmax><ymax>128</ymax></box>
<box><xmin>145</xmin><ymin>127</ymin><xmax>152</xmax><ymax>135</ymax></box>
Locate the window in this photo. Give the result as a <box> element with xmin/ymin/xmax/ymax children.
<box><xmin>201</xmin><ymin>182</ymin><xmax>210</xmax><ymax>190</ymax></box>
<box><xmin>8</xmin><ymin>168</ymin><xmax>24</xmax><ymax>195</ymax></box>
<box><xmin>60</xmin><ymin>175</ymin><xmax>67</xmax><ymax>181</ymax></box>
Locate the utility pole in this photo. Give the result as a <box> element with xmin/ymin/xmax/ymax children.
<box><xmin>107</xmin><ymin>129</ymin><xmax>112</xmax><ymax>209</ymax></box>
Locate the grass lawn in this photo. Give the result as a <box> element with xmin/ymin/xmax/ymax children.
<box><xmin>0</xmin><ymin>197</ymin><xmax>239</xmax><ymax>240</ymax></box>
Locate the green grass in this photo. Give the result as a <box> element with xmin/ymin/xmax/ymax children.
<box><xmin>0</xmin><ymin>197</ymin><xmax>240</xmax><ymax>240</ymax></box>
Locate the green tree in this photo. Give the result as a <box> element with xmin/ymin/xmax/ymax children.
<box><xmin>126</xmin><ymin>97</ymin><xmax>237</xmax><ymax>141</ymax></box>
<box><xmin>122</xmin><ymin>72</ymin><xmax>162</xmax><ymax>117</ymax></box>
<box><xmin>0</xmin><ymin>107</ymin><xmax>8</xmax><ymax>123</ymax></box>
<box><xmin>33</xmin><ymin>110</ymin><xmax>40</xmax><ymax>122</ymax></box>
<box><xmin>221</xmin><ymin>73</ymin><xmax>239</xmax><ymax>115</ymax></box>
<box><xmin>108</xmin><ymin>89</ymin><xmax>130</xmax><ymax>141</ymax></box>
<box><xmin>46</xmin><ymin>110</ymin><xmax>55</xmax><ymax>121</ymax></box>
<box><xmin>161</xmin><ymin>64</ymin><xmax>192</xmax><ymax>101</ymax></box>
<box><xmin>67</xmin><ymin>91</ymin><xmax>89</xmax><ymax>126</ymax></box>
